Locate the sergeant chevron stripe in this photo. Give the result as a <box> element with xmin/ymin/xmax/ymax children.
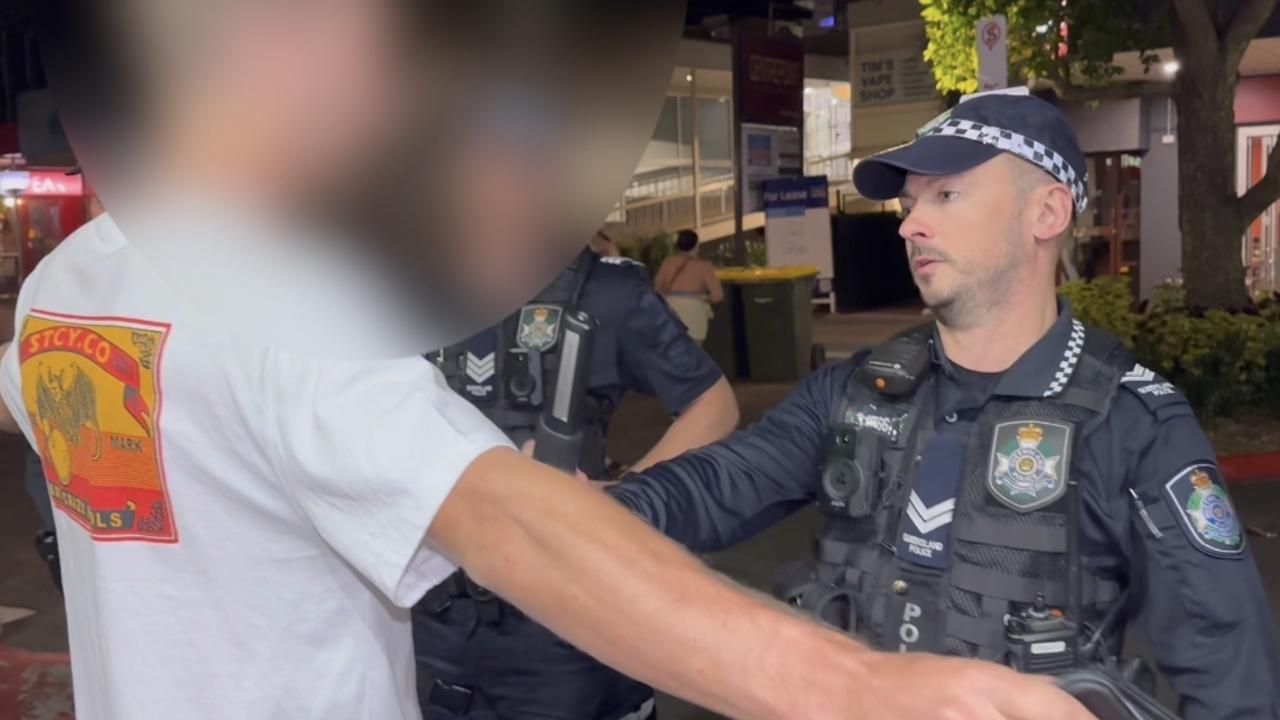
<box><xmin>465</xmin><ymin>352</ymin><xmax>495</xmax><ymax>383</ymax></box>
<box><xmin>1122</xmin><ymin>363</ymin><xmax>1156</xmax><ymax>384</ymax></box>
<box><xmin>907</xmin><ymin>492</ymin><xmax>956</xmax><ymax>535</ymax></box>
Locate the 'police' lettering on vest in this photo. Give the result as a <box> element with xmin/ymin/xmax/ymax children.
<box><xmin>898</xmin><ymin>602</ymin><xmax>922</xmax><ymax>652</ymax></box>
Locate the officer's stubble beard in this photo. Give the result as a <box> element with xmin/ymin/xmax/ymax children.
<box><xmin>913</xmin><ymin>200</ymin><xmax>1031</xmax><ymax>332</ymax></box>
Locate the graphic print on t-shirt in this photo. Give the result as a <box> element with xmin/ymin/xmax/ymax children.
<box><xmin>18</xmin><ymin>310</ymin><xmax>176</xmax><ymax>542</ymax></box>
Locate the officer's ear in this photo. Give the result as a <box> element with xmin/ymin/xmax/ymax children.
<box><xmin>1026</xmin><ymin>180</ymin><xmax>1074</xmax><ymax>248</ymax></box>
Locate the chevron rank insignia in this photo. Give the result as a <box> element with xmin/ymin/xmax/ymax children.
<box><xmin>987</xmin><ymin>420</ymin><xmax>1072</xmax><ymax>512</ymax></box>
<box><xmin>461</xmin><ymin>333</ymin><xmax>497</xmax><ymax>405</ymax></box>
<box><xmin>516</xmin><ymin>304</ymin><xmax>562</xmax><ymax>352</ymax></box>
<box><xmin>1119</xmin><ymin>362</ymin><xmax>1189</xmax><ymax>419</ymax></box>
<box><xmin>1121</xmin><ymin>363</ymin><xmax>1177</xmax><ymax>397</ymax></box>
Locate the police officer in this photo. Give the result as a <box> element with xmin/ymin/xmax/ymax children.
<box><xmin>606</xmin><ymin>91</ymin><xmax>1280</xmax><ymax>719</ymax></box>
<box><xmin>415</xmin><ymin>241</ymin><xmax>739</xmax><ymax>719</ymax></box>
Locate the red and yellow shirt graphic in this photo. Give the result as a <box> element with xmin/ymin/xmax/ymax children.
<box><xmin>18</xmin><ymin>310</ymin><xmax>177</xmax><ymax>543</ymax></box>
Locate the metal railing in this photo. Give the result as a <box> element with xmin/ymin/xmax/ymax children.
<box><xmin>607</xmin><ymin>154</ymin><xmax>854</xmax><ymax>236</ymax></box>
<box><xmin>608</xmin><ymin>175</ymin><xmax>737</xmax><ymax>234</ymax></box>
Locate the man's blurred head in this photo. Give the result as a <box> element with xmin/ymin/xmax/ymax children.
<box><xmin>117</xmin><ymin>0</ymin><xmax>409</xmax><ymax>209</ymax></box>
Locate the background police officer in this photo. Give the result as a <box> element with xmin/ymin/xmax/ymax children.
<box><xmin>416</xmin><ymin>243</ymin><xmax>739</xmax><ymax>719</ymax></box>
<box><xmin>606</xmin><ymin>92</ymin><xmax>1280</xmax><ymax>719</ymax></box>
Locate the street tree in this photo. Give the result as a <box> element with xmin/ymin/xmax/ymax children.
<box><xmin>921</xmin><ymin>0</ymin><xmax>1280</xmax><ymax>309</ymax></box>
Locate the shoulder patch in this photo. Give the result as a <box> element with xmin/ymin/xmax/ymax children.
<box><xmin>1162</xmin><ymin>464</ymin><xmax>1245</xmax><ymax>559</ymax></box>
<box><xmin>599</xmin><ymin>255</ymin><xmax>644</xmax><ymax>268</ymax></box>
<box><xmin>1118</xmin><ymin>363</ymin><xmax>1191</xmax><ymax>420</ymax></box>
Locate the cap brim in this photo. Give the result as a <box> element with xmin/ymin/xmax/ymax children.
<box><xmin>853</xmin><ymin>135</ymin><xmax>1002</xmax><ymax>200</ymax></box>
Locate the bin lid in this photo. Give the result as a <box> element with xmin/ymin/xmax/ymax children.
<box><xmin>716</xmin><ymin>265</ymin><xmax>820</xmax><ymax>283</ymax></box>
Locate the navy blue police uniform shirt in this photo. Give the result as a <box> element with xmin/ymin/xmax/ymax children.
<box><xmin>606</xmin><ymin>302</ymin><xmax>1280</xmax><ymax>720</ymax></box>
<box><xmin>576</xmin><ymin>255</ymin><xmax>722</xmax><ymax>421</ymax></box>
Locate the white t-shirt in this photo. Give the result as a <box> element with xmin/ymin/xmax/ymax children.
<box><xmin>1</xmin><ymin>215</ymin><xmax>511</xmax><ymax>719</ymax></box>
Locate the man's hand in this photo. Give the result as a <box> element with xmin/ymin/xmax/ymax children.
<box><xmin>858</xmin><ymin>653</ymin><xmax>1095</xmax><ymax>720</ymax></box>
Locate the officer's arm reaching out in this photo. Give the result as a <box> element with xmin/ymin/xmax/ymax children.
<box><xmin>606</xmin><ymin>359</ymin><xmax>855</xmax><ymax>552</ymax></box>
<box><xmin>629</xmin><ymin>376</ymin><xmax>738</xmax><ymax>472</ymax></box>
<box><xmin>430</xmin><ymin>445</ymin><xmax>1096</xmax><ymax>720</ymax></box>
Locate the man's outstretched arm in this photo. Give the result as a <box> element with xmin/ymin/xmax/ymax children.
<box><xmin>430</xmin><ymin>446</ymin><xmax>1094</xmax><ymax>720</ymax></box>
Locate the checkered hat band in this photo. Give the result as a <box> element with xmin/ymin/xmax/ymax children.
<box><xmin>926</xmin><ymin>118</ymin><xmax>1088</xmax><ymax>214</ymax></box>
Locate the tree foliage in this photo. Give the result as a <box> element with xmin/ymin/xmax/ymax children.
<box><xmin>921</xmin><ymin>0</ymin><xmax>1162</xmax><ymax>98</ymax></box>
<box><xmin>921</xmin><ymin>0</ymin><xmax>1280</xmax><ymax>309</ymax></box>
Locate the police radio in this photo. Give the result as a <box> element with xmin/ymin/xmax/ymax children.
<box><xmin>1003</xmin><ymin>470</ymin><xmax>1173</xmax><ymax>719</ymax></box>
<box><xmin>533</xmin><ymin>311</ymin><xmax>597</xmax><ymax>474</ymax></box>
<box><xmin>1003</xmin><ymin>592</ymin><xmax>1079</xmax><ymax>674</ymax></box>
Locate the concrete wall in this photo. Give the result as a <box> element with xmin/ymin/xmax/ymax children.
<box><xmin>848</xmin><ymin>0</ymin><xmax>926</xmax><ymax>27</ymax></box>
<box><xmin>1064</xmin><ymin>98</ymin><xmax>1147</xmax><ymax>155</ymax></box>
<box><xmin>1139</xmin><ymin>97</ymin><xmax>1181</xmax><ymax>298</ymax></box>
<box><xmin>1237</xmin><ymin>74</ymin><xmax>1280</xmax><ymax>125</ymax></box>
<box><xmin>674</xmin><ymin>39</ymin><xmax>851</xmax><ymax>83</ymax></box>
<box><xmin>847</xmin><ymin>10</ymin><xmax>944</xmax><ymax>156</ymax></box>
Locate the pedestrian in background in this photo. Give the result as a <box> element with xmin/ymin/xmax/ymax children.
<box><xmin>655</xmin><ymin>229</ymin><xmax>723</xmax><ymax>345</ymax></box>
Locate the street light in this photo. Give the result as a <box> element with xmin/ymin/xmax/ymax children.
<box><xmin>1163</xmin><ymin>60</ymin><xmax>1180</xmax><ymax>76</ymax></box>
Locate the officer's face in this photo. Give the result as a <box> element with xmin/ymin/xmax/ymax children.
<box><xmin>898</xmin><ymin>157</ymin><xmax>1032</xmax><ymax>322</ymax></box>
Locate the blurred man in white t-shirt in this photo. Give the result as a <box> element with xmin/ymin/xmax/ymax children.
<box><xmin>0</xmin><ymin>2</ymin><xmax>1094</xmax><ymax>719</ymax></box>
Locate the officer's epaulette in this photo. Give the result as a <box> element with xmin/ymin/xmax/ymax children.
<box><xmin>598</xmin><ymin>255</ymin><xmax>645</xmax><ymax>269</ymax></box>
<box><xmin>1115</xmin><ymin>362</ymin><xmax>1194</xmax><ymax>422</ymax></box>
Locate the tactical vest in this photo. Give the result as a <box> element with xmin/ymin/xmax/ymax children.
<box><xmin>787</xmin><ymin>323</ymin><xmax>1128</xmax><ymax>665</ymax></box>
<box><xmin>432</xmin><ymin>250</ymin><xmax>611</xmax><ymax>477</ymax></box>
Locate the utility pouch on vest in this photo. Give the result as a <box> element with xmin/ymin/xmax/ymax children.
<box><xmin>885</xmin><ymin>568</ymin><xmax>945</xmax><ymax>653</ymax></box>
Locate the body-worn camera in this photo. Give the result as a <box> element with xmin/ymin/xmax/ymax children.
<box><xmin>506</xmin><ymin>349</ymin><xmax>545</xmax><ymax>409</ymax></box>
<box><xmin>820</xmin><ymin>423</ymin><xmax>878</xmax><ymax>518</ymax></box>
<box><xmin>820</xmin><ymin>330</ymin><xmax>930</xmax><ymax>519</ymax></box>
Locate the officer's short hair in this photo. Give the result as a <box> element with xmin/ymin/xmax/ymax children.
<box><xmin>675</xmin><ymin>230</ymin><xmax>698</xmax><ymax>252</ymax></box>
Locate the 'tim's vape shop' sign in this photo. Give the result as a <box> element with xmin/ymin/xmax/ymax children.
<box><xmin>855</xmin><ymin>50</ymin><xmax>939</xmax><ymax>107</ymax></box>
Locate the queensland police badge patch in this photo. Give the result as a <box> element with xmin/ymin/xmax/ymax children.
<box><xmin>987</xmin><ymin>421</ymin><xmax>1072</xmax><ymax>512</ymax></box>
<box><xmin>516</xmin><ymin>304</ymin><xmax>562</xmax><ymax>352</ymax></box>
<box><xmin>1164</xmin><ymin>464</ymin><xmax>1244</xmax><ymax>558</ymax></box>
